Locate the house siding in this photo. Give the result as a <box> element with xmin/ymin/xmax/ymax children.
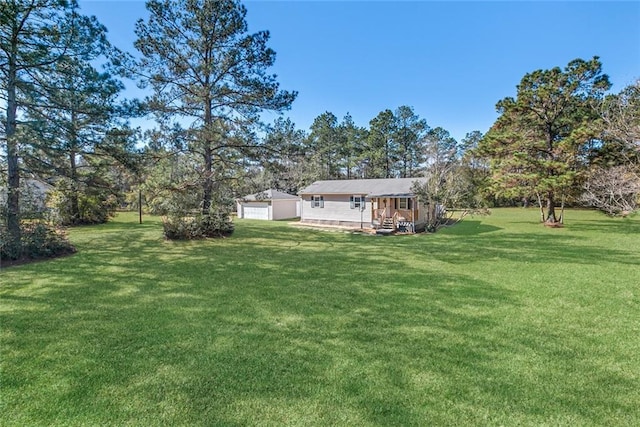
<box><xmin>300</xmin><ymin>194</ymin><xmax>372</xmax><ymax>227</ymax></box>
<box><xmin>271</xmin><ymin>199</ymin><xmax>298</xmax><ymax>220</ymax></box>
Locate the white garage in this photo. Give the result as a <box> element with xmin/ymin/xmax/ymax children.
<box><xmin>236</xmin><ymin>189</ymin><xmax>300</xmax><ymax>221</ymax></box>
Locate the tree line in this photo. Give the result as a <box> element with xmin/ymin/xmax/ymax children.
<box><xmin>2</xmin><ymin>0</ymin><xmax>639</xmax><ymax>260</ymax></box>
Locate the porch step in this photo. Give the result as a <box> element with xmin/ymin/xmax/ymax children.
<box><xmin>382</xmin><ymin>218</ymin><xmax>395</xmax><ymax>229</ymax></box>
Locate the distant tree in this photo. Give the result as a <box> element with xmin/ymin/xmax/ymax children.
<box><xmin>458</xmin><ymin>130</ymin><xmax>490</xmax><ymax>207</ymax></box>
<box><xmin>581</xmin><ymin>165</ymin><xmax>639</xmax><ymax>216</ymax></box>
<box><xmin>366</xmin><ymin>109</ymin><xmax>397</xmax><ymax>178</ymax></box>
<box><xmin>480</xmin><ymin>57</ymin><xmax>611</xmax><ymax>224</ymax></box>
<box><xmin>260</xmin><ymin>117</ymin><xmax>307</xmax><ymax>193</ymax></box>
<box><xmin>306</xmin><ymin>112</ymin><xmax>342</xmax><ymax>180</ymax></box>
<box><xmin>412</xmin><ymin>126</ymin><xmax>461</xmax><ymax>230</ymax></box>
<box><xmin>591</xmin><ymin>81</ymin><xmax>640</xmax><ymax>168</ymax></box>
<box><xmin>394</xmin><ymin>105</ymin><xmax>428</xmax><ymax>178</ymax></box>
<box><xmin>338</xmin><ymin>113</ymin><xmax>367</xmax><ymax>179</ymax></box>
<box><xmin>135</xmin><ymin>0</ymin><xmax>296</xmax><ymax>235</ymax></box>
<box><xmin>424</xmin><ymin>127</ymin><xmax>457</xmax><ymax>171</ymax></box>
<box><xmin>459</xmin><ymin>130</ymin><xmax>484</xmax><ymax>160</ymax></box>
<box><xmin>600</xmin><ymin>81</ymin><xmax>640</xmax><ymax>153</ymax></box>
<box><xmin>581</xmin><ymin>81</ymin><xmax>640</xmax><ymax>215</ymax></box>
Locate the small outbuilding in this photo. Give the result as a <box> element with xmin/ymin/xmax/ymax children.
<box><xmin>236</xmin><ymin>189</ymin><xmax>300</xmax><ymax>220</ymax></box>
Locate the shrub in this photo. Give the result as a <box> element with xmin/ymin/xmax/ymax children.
<box><xmin>0</xmin><ymin>221</ymin><xmax>75</xmax><ymax>262</ymax></box>
<box><xmin>162</xmin><ymin>211</ymin><xmax>234</xmax><ymax>240</ymax></box>
<box><xmin>47</xmin><ymin>182</ymin><xmax>117</xmax><ymax>226</ymax></box>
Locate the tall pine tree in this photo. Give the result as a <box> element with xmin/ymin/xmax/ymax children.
<box><xmin>480</xmin><ymin>57</ymin><xmax>610</xmax><ymax>223</ymax></box>
<box><xmin>1</xmin><ymin>0</ymin><xmax>77</xmax><ymax>248</ymax></box>
<box><xmin>135</xmin><ymin>0</ymin><xmax>296</xmax><ymax>220</ymax></box>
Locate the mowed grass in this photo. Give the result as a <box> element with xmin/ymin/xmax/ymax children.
<box><xmin>1</xmin><ymin>209</ymin><xmax>639</xmax><ymax>426</ymax></box>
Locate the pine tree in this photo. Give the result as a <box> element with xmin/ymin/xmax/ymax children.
<box><xmin>1</xmin><ymin>0</ymin><xmax>77</xmax><ymax>248</ymax></box>
<box><xmin>135</xmin><ymin>0</ymin><xmax>296</xmax><ymax>220</ymax></box>
<box><xmin>367</xmin><ymin>109</ymin><xmax>397</xmax><ymax>178</ymax></box>
<box><xmin>394</xmin><ymin>105</ymin><xmax>428</xmax><ymax>178</ymax></box>
<box><xmin>480</xmin><ymin>57</ymin><xmax>611</xmax><ymax>223</ymax></box>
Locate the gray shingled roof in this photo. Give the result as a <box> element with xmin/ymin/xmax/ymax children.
<box><xmin>299</xmin><ymin>178</ymin><xmax>426</xmax><ymax>197</ymax></box>
<box><xmin>240</xmin><ymin>189</ymin><xmax>299</xmax><ymax>201</ymax></box>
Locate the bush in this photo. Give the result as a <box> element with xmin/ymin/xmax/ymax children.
<box><xmin>47</xmin><ymin>183</ymin><xmax>118</xmax><ymax>226</ymax></box>
<box><xmin>162</xmin><ymin>211</ymin><xmax>234</xmax><ymax>240</ymax></box>
<box><xmin>1</xmin><ymin>221</ymin><xmax>76</xmax><ymax>262</ymax></box>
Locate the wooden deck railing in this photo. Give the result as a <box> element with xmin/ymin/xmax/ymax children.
<box><xmin>395</xmin><ymin>209</ymin><xmax>414</xmax><ymax>222</ymax></box>
<box><xmin>373</xmin><ymin>208</ymin><xmax>415</xmax><ymax>228</ymax></box>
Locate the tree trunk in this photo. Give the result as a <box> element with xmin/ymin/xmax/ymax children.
<box><xmin>544</xmin><ymin>129</ymin><xmax>557</xmax><ymax>223</ymax></box>
<box><xmin>202</xmin><ymin>100</ymin><xmax>213</xmax><ymax>216</ymax></box>
<box><xmin>202</xmin><ymin>143</ymin><xmax>213</xmax><ymax>215</ymax></box>
<box><xmin>70</xmin><ymin>151</ymin><xmax>80</xmax><ymax>223</ymax></box>
<box><xmin>545</xmin><ymin>192</ymin><xmax>557</xmax><ymax>223</ymax></box>
<box><xmin>5</xmin><ymin>42</ymin><xmax>21</xmax><ymax>247</ymax></box>
<box><xmin>536</xmin><ymin>192</ymin><xmax>545</xmax><ymax>222</ymax></box>
<box><xmin>385</xmin><ymin>139</ymin><xmax>390</xmax><ymax>178</ymax></box>
<box><xmin>69</xmin><ymin>108</ymin><xmax>80</xmax><ymax>223</ymax></box>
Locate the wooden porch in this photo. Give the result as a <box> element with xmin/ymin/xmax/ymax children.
<box><xmin>371</xmin><ymin>196</ymin><xmax>419</xmax><ymax>233</ymax></box>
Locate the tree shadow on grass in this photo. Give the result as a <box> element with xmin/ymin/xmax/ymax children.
<box><xmin>566</xmin><ymin>218</ymin><xmax>640</xmax><ymax>235</ymax></box>
<box><xmin>362</xmin><ymin>222</ymin><xmax>638</xmax><ymax>267</ymax></box>
<box><xmin>440</xmin><ymin>220</ymin><xmax>502</xmax><ymax>235</ymax></box>
<box><xmin>2</xmin><ymin>216</ymin><xmax>638</xmax><ymax>424</ymax></box>
<box><xmin>2</xmin><ymin>241</ymin><xmax>517</xmax><ymax>424</ymax></box>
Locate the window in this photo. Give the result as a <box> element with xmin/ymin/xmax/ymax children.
<box><xmin>312</xmin><ymin>195</ymin><xmax>324</xmax><ymax>208</ymax></box>
<box><xmin>399</xmin><ymin>198</ymin><xmax>412</xmax><ymax>210</ymax></box>
<box><xmin>350</xmin><ymin>195</ymin><xmax>364</xmax><ymax>209</ymax></box>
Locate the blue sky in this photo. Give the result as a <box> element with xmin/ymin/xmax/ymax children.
<box><xmin>79</xmin><ymin>1</ymin><xmax>640</xmax><ymax>141</ymax></box>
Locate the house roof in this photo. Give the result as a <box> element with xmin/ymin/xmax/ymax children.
<box><xmin>239</xmin><ymin>189</ymin><xmax>299</xmax><ymax>202</ymax></box>
<box><xmin>299</xmin><ymin>178</ymin><xmax>426</xmax><ymax>197</ymax></box>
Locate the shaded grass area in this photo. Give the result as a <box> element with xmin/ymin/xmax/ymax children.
<box><xmin>1</xmin><ymin>209</ymin><xmax>639</xmax><ymax>425</ymax></box>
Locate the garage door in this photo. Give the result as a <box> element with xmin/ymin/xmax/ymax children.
<box><xmin>243</xmin><ymin>206</ymin><xmax>269</xmax><ymax>220</ymax></box>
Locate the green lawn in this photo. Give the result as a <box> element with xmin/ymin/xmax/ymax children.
<box><xmin>1</xmin><ymin>209</ymin><xmax>639</xmax><ymax>426</ymax></box>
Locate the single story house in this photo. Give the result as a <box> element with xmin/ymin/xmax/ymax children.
<box><xmin>298</xmin><ymin>178</ymin><xmax>430</xmax><ymax>232</ymax></box>
<box><xmin>236</xmin><ymin>189</ymin><xmax>300</xmax><ymax>220</ymax></box>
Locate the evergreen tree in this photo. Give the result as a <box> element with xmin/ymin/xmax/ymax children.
<box><xmin>1</xmin><ymin>0</ymin><xmax>128</xmax><ymax>256</ymax></box>
<box><xmin>260</xmin><ymin>117</ymin><xmax>307</xmax><ymax>193</ymax></box>
<box><xmin>424</xmin><ymin>127</ymin><xmax>458</xmax><ymax>173</ymax></box>
<box><xmin>366</xmin><ymin>109</ymin><xmax>397</xmax><ymax>178</ymax></box>
<box><xmin>1</xmin><ymin>0</ymin><xmax>78</xmax><ymax>248</ymax></box>
<box><xmin>458</xmin><ymin>130</ymin><xmax>490</xmax><ymax>207</ymax></box>
<box><xmin>21</xmin><ymin>14</ymin><xmax>132</xmax><ymax>224</ymax></box>
<box><xmin>306</xmin><ymin>111</ymin><xmax>341</xmax><ymax>179</ymax></box>
<box><xmin>135</xmin><ymin>0</ymin><xmax>296</xmax><ymax>223</ymax></box>
<box><xmin>480</xmin><ymin>57</ymin><xmax>611</xmax><ymax>223</ymax></box>
<box><xmin>338</xmin><ymin>113</ymin><xmax>367</xmax><ymax>179</ymax></box>
<box><xmin>394</xmin><ymin>105</ymin><xmax>428</xmax><ymax>178</ymax></box>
